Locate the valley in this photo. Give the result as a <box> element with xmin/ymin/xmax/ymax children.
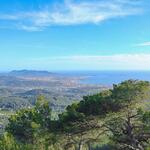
<box><xmin>0</xmin><ymin>70</ymin><xmax>107</xmax><ymax>133</ymax></box>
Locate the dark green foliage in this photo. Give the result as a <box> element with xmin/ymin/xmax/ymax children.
<box><xmin>138</xmin><ymin>109</ymin><xmax>150</xmax><ymax>133</ymax></box>
<box><xmin>54</xmin><ymin>102</ymin><xmax>86</xmax><ymax>134</ymax></box>
<box><xmin>106</xmin><ymin>109</ymin><xmax>150</xmax><ymax>150</ymax></box>
<box><xmin>92</xmin><ymin>144</ymin><xmax>116</xmax><ymax>150</ymax></box>
<box><xmin>0</xmin><ymin>80</ymin><xmax>149</xmax><ymax>149</ymax></box>
<box><xmin>56</xmin><ymin>80</ymin><xmax>150</xmax><ymax>149</ymax></box>
<box><xmin>6</xmin><ymin>96</ymin><xmax>52</xmax><ymax>143</ymax></box>
<box><xmin>77</xmin><ymin>80</ymin><xmax>150</xmax><ymax>116</ymax></box>
<box><xmin>59</xmin><ymin>103</ymin><xmax>85</xmax><ymax>123</ymax></box>
<box><xmin>0</xmin><ymin>132</ymin><xmax>32</xmax><ymax>150</ymax></box>
<box><xmin>55</xmin><ymin>80</ymin><xmax>150</xmax><ymax>136</ymax></box>
<box><xmin>77</xmin><ymin>90</ymin><xmax>115</xmax><ymax>116</ymax></box>
<box><xmin>111</xmin><ymin>80</ymin><xmax>150</xmax><ymax>104</ymax></box>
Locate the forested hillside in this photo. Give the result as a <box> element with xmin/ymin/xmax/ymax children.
<box><xmin>0</xmin><ymin>80</ymin><xmax>149</xmax><ymax>150</ymax></box>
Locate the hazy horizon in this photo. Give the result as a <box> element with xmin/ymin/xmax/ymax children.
<box><xmin>2</xmin><ymin>69</ymin><xmax>150</xmax><ymax>74</ymax></box>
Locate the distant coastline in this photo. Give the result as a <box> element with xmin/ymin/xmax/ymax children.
<box><xmin>55</xmin><ymin>70</ymin><xmax>150</xmax><ymax>85</ymax></box>
<box><xmin>1</xmin><ymin>70</ymin><xmax>150</xmax><ymax>86</ymax></box>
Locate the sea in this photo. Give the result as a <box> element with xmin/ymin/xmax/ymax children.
<box><xmin>57</xmin><ymin>71</ymin><xmax>150</xmax><ymax>86</ymax></box>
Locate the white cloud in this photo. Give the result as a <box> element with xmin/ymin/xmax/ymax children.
<box><xmin>136</xmin><ymin>42</ymin><xmax>150</xmax><ymax>47</ymax></box>
<box><xmin>0</xmin><ymin>0</ymin><xmax>143</xmax><ymax>31</ymax></box>
<box><xmin>27</xmin><ymin>54</ymin><xmax>150</xmax><ymax>70</ymax></box>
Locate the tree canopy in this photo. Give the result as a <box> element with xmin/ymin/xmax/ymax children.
<box><xmin>0</xmin><ymin>80</ymin><xmax>149</xmax><ymax>150</ymax></box>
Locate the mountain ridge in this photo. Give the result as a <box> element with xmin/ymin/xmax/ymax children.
<box><xmin>8</xmin><ymin>70</ymin><xmax>55</xmax><ymax>77</ymax></box>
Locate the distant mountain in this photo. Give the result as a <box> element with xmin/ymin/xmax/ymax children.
<box><xmin>8</xmin><ymin>70</ymin><xmax>54</xmax><ymax>77</ymax></box>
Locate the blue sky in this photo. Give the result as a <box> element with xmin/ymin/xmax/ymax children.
<box><xmin>0</xmin><ymin>0</ymin><xmax>150</xmax><ymax>71</ymax></box>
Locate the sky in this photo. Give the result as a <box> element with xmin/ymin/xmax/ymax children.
<box><xmin>0</xmin><ymin>0</ymin><xmax>150</xmax><ymax>71</ymax></box>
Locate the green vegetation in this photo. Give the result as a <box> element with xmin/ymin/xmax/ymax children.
<box><xmin>0</xmin><ymin>80</ymin><xmax>149</xmax><ymax>150</ymax></box>
<box><xmin>6</xmin><ymin>96</ymin><xmax>52</xmax><ymax>143</ymax></box>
